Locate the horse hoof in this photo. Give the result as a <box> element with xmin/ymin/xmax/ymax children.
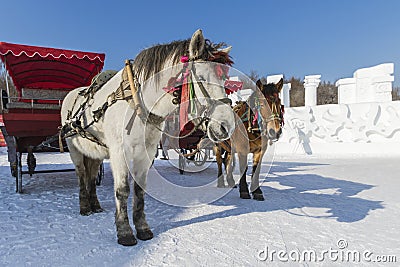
<box><xmin>252</xmin><ymin>193</ymin><xmax>265</xmax><ymax>201</ymax></box>
<box><xmin>136</xmin><ymin>229</ymin><xmax>154</xmax><ymax>241</ymax></box>
<box><xmin>228</xmin><ymin>182</ymin><xmax>237</xmax><ymax>188</ymax></box>
<box><xmin>227</xmin><ymin>179</ymin><xmax>236</xmax><ymax>188</ymax></box>
<box><xmin>92</xmin><ymin>207</ymin><xmax>104</xmax><ymax>213</ymax></box>
<box><xmin>118</xmin><ymin>235</ymin><xmax>138</xmax><ymax>246</ymax></box>
<box><xmin>240</xmin><ymin>192</ymin><xmax>251</xmax><ymax>199</ymax></box>
<box><xmin>80</xmin><ymin>208</ymin><xmax>93</xmax><ymax>216</ymax></box>
<box><xmin>217</xmin><ymin>184</ymin><xmax>226</xmax><ymax>188</ymax></box>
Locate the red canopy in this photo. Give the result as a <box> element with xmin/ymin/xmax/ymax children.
<box><xmin>0</xmin><ymin>42</ymin><xmax>105</xmax><ymax>91</ymax></box>
<box><xmin>224</xmin><ymin>80</ymin><xmax>243</xmax><ymax>95</ymax></box>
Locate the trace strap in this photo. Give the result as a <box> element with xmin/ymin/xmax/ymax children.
<box><xmin>60</xmin><ymin>59</ymin><xmax>165</xmax><ymax>150</ymax></box>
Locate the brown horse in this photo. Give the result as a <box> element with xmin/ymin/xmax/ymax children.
<box><xmin>214</xmin><ymin>78</ymin><xmax>284</xmax><ymax>200</ymax></box>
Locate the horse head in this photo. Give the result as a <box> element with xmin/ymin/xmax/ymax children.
<box><xmin>135</xmin><ymin>29</ymin><xmax>236</xmax><ymax>142</ymax></box>
<box><xmin>185</xmin><ymin>29</ymin><xmax>236</xmax><ymax>142</ymax></box>
<box><xmin>255</xmin><ymin>78</ymin><xmax>284</xmax><ymax>141</ymax></box>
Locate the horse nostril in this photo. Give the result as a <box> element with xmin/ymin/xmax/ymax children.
<box><xmin>220</xmin><ymin>122</ymin><xmax>228</xmax><ymax>136</ymax></box>
<box><xmin>269</xmin><ymin>128</ymin><xmax>276</xmax><ymax>137</ymax></box>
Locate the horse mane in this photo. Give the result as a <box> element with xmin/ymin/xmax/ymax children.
<box><xmin>233</xmin><ymin>101</ymin><xmax>246</xmax><ymax>113</ymax></box>
<box><xmin>233</xmin><ymin>101</ymin><xmax>254</xmax><ymax>119</ymax></box>
<box><xmin>133</xmin><ymin>39</ymin><xmax>233</xmax><ymax>81</ymax></box>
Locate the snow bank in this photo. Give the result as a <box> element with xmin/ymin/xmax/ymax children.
<box><xmin>275</xmin><ymin>101</ymin><xmax>400</xmax><ymax>156</ymax></box>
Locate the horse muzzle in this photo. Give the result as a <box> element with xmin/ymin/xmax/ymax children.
<box><xmin>267</xmin><ymin>128</ymin><xmax>282</xmax><ymax>142</ymax></box>
<box><xmin>207</xmin><ymin>121</ymin><xmax>230</xmax><ymax>142</ymax></box>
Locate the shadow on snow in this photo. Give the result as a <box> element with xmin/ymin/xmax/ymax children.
<box><xmin>147</xmin><ymin>160</ymin><xmax>383</xmax><ymax>236</ymax></box>
<box><xmin>0</xmin><ymin>158</ymin><xmax>384</xmax><ymax>241</ymax></box>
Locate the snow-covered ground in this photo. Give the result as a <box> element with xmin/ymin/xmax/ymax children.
<box><xmin>0</xmin><ymin>147</ymin><xmax>399</xmax><ymax>266</ymax></box>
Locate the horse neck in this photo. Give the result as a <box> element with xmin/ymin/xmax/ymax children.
<box><xmin>229</xmin><ymin>101</ymin><xmax>262</xmax><ymax>148</ymax></box>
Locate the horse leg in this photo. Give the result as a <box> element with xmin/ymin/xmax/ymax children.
<box><xmin>83</xmin><ymin>157</ymin><xmax>103</xmax><ymax>212</ymax></box>
<box><xmin>133</xmin><ymin>181</ymin><xmax>153</xmax><ymax>240</ymax></box>
<box><xmin>110</xmin><ymin>149</ymin><xmax>136</xmax><ymax>246</ymax></box>
<box><xmin>238</xmin><ymin>153</ymin><xmax>250</xmax><ymax>199</ymax></box>
<box><xmin>67</xmin><ymin>143</ymin><xmax>92</xmax><ymax>215</ymax></box>
<box><xmin>225</xmin><ymin>152</ymin><xmax>236</xmax><ymax>188</ymax></box>
<box><xmin>131</xmin><ymin>144</ymin><xmax>156</xmax><ymax>241</ymax></box>
<box><xmin>250</xmin><ymin>149</ymin><xmax>265</xmax><ymax>201</ymax></box>
<box><xmin>214</xmin><ymin>146</ymin><xmax>226</xmax><ymax>188</ymax></box>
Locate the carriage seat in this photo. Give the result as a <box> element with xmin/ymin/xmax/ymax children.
<box><xmin>6</xmin><ymin>101</ymin><xmax>62</xmax><ymax>110</ymax></box>
<box><xmin>6</xmin><ymin>88</ymin><xmax>69</xmax><ymax>110</ymax></box>
<box><xmin>21</xmin><ymin>88</ymin><xmax>69</xmax><ymax>100</ymax></box>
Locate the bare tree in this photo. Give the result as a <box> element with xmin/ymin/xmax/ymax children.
<box><xmin>239</xmin><ymin>70</ymin><xmax>260</xmax><ymax>89</ymax></box>
<box><xmin>247</xmin><ymin>70</ymin><xmax>259</xmax><ymax>82</ymax></box>
<box><xmin>317</xmin><ymin>81</ymin><xmax>338</xmax><ymax>105</ymax></box>
<box><xmin>392</xmin><ymin>86</ymin><xmax>400</xmax><ymax>101</ymax></box>
<box><xmin>286</xmin><ymin>77</ymin><xmax>304</xmax><ymax>107</ymax></box>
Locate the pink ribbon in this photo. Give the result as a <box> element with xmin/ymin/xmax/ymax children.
<box><xmin>180</xmin><ymin>56</ymin><xmax>189</xmax><ymax>63</ymax></box>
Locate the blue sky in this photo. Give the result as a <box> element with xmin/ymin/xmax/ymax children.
<box><xmin>2</xmin><ymin>0</ymin><xmax>400</xmax><ymax>85</ymax></box>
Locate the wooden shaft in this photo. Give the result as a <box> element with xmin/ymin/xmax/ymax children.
<box><xmin>124</xmin><ymin>60</ymin><xmax>143</xmax><ymax>116</ymax></box>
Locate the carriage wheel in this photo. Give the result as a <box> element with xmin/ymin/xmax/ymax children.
<box><xmin>193</xmin><ymin>149</ymin><xmax>208</xmax><ymax>166</ymax></box>
<box><xmin>96</xmin><ymin>162</ymin><xmax>104</xmax><ymax>186</ymax></box>
<box><xmin>16</xmin><ymin>152</ymin><xmax>23</xmax><ymax>193</ymax></box>
<box><xmin>178</xmin><ymin>149</ymin><xmax>185</xmax><ymax>174</ymax></box>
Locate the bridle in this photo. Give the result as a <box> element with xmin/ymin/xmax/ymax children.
<box><xmin>255</xmin><ymin>92</ymin><xmax>284</xmax><ymax>140</ymax></box>
<box><xmin>264</xmin><ymin>94</ymin><xmax>283</xmax><ymax>125</ymax></box>
<box><xmin>190</xmin><ymin>62</ymin><xmax>232</xmax><ymax>115</ymax></box>
<box><xmin>163</xmin><ymin>56</ymin><xmax>233</xmax><ymax>137</ymax></box>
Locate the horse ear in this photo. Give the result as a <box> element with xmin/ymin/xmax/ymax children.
<box><xmin>189</xmin><ymin>29</ymin><xmax>205</xmax><ymax>60</ymax></box>
<box><xmin>256</xmin><ymin>79</ymin><xmax>263</xmax><ymax>90</ymax></box>
<box><xmin>276</xmin><ymin>78</ymin><xmax>284</xmax><ymax>92</ymax></box>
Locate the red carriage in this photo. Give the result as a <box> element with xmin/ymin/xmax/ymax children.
<box><xmin>0</xmin><ymin>42</ymin><xmax>105</xmax><ymax>192</ymax></box>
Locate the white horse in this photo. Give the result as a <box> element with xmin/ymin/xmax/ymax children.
<box><xmin>61</xmin><ymin>30</ymin><xmax>236</xmax><ymax>246</ymax></box>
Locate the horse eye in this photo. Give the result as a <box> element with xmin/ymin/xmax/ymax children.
<box><xmin>198</xmin><ymin>75</ymin><xmax>206</xmax><ymax>81</ymax></box>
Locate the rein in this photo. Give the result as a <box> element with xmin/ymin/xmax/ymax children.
<box><xmin>61</xmin><ymin>60</ymin><xmax>164</xmax><ymax>148</ymax></box>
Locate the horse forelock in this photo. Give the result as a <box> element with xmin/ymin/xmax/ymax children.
<box><xmin>132</xmin><ymin>38</ymin><xmax>231</xmax><ymax>81</ymax></box>
<box><xmin>262</xmin><ymin>83</ymin><xmax>280</xmax><ymax>96</ymax></box>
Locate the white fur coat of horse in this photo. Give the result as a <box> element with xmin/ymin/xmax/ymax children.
<box><xmin>61</xmin><ymin>29</ymin><xmax>235</xmax><ymax>246</ymax></box>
